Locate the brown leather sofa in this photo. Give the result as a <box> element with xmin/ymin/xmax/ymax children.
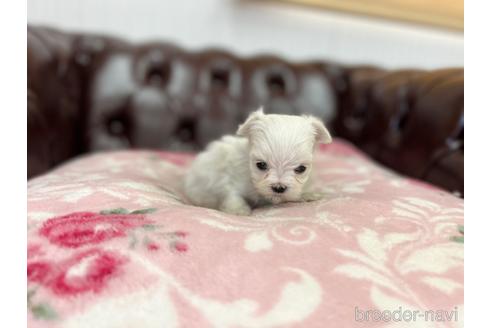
<box><xmin>27</xmin><ymin>25</ymin><xmax>464</xmax><ymax>196</ymax></box>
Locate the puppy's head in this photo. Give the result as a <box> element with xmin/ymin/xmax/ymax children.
<box><xmin>237</xmin><ymin>108</ymin><xmax>332</xmax><ymax>204</ymax></box>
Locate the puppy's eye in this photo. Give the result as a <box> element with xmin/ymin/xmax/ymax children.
<box><xmin>294</xmin><ymin>165</ymin><xmax>306</xmax><ymax>174</ymax></box>
<box><xmin>256</xmin><ymin>161</ymin><xmax>268</xmax><ymax>171</ymax></box>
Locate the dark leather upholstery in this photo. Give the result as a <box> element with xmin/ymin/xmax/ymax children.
<box><xmin>27</xmin><ymin>25</ymin><xmax>464</xmax><ymax>196</ymax></box>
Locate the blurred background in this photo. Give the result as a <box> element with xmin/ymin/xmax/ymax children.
<box><xmin>27</xmin><ymin>0</ymin><xmax>464</xmax><ymax>195</ymax></box>
<box><xmin>27</xmin><ymin>0</ymin><xmax>463</xmax><ymax>69</ymax></box>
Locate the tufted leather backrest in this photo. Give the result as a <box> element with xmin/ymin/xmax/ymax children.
<box><xmin>27</xmin><ymin>25</ymin><xmax>464</xmax><ymax>196</ymax></box>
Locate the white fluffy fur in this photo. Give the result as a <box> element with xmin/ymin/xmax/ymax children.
<box><xmin>184</xmin><ymin>108</ymin><xmax>332</xmax><ymax>215</ymax></box>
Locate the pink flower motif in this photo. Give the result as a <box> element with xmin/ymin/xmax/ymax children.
<box><xmin>147</xmin><ymin>242</ymin><xmax>160</xmax><ymax>251</ymax></box>
<box><xmin>174</xmin><ymin>231</ymin><xmax>188</xmax><ymax>238</ymax></box>
<box><xmin>172</xmin><ymin>241</ymin><xmax>188</xmax><ymax>253</ymax></box>
<box><xmin>27</xmin><ymin>249</ymin><xmax>127</xmax><ymax>296</ymax></box>
<box><xmin>27</xmin><ymin>244</ymin><xmax>44</xmax><ymax>259</ymax></box>
<box><xmin>52</xmin><ymin>249</ymin><xmax>126</xmax><ymax>295</ymax></box>
<box><xmin>27</xmin><ymin>261</ymin><xmax>53</xmax><ymax>284</ymax></box>
<box><xmin>40</xmin><ymin>212</ymin><xmax>152</xmax><ymax>248</ymax></box>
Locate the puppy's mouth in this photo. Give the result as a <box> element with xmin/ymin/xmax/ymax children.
<box><xmin>268</xmin><ymin>196</ymin><xmax>283</xmax><ymax>204</ymax></box>
<box><xmin>263</xmin><ymin>191</ymin><xmax>303</xmax><ymax>204</ymax></box>
<box><xmin>262</xmin><ymin>192</ymin><xmax>292</xmax><ymax>204</ymax></box>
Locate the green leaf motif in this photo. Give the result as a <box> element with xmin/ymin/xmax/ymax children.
<box><xmin>31</xmin><ymin>303</ymin><xmax>57</xmax><ymax>320</ymax></box>
<box><xmin>451</xmin><ymin>236</ymin><xmax>464</xmax><ymax>243</ymax></box>
<box><xmin>131</xmin><ymin>208</ymin><xmax>157</xmax><ymax>215</ymax></box>
<box><xmin>142</xmin><ymin>224</ymin><xmax>157</xmax><ymax>231</ymax></box>
<box><xmin>458</xmin><ymin>225</ymin><xmax>464</xmax><ymax>234</ymax></box>
<box><xmin>100</xmin><ymin>208</ymin><xmax>129</xmax><ymax>215</ymax></box>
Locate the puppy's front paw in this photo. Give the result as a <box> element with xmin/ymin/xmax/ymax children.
<box><xmin>301</xmin><ymin>192</ymin><xmax>324</xmax><ymax>202</ymax></box>
<box><xmin>220</xmin><ymin>195</ymin><xmax>252</xmax><ymax>216</ymax></box>
<box><xmin>222</xmin><ymin>204</ymin><xmax>252</xmax><ymax>216</ymax></box>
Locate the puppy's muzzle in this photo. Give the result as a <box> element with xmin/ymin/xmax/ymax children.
<box><xmin>271</xmin><ymin>183</ymin><xmax>287</xmax><ymax>194</ymax></box>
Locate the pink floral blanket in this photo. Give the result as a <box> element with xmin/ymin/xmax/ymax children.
<box><xmin>27</xmin><ymin>140</ymin><xmax>464</xmax><ymax>327</ymax></box>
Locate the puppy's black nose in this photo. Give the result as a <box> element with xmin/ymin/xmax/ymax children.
<box><xmin>271</xmin><ymin>184</ymin><xmax>287</xmax><ymax>194</ymax></box>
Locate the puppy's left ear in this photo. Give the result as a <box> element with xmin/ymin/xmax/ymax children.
<box><xmin>237</xmin><ymin>107</ymin><xmax>265</xmax><ymax>138</ymax></box>
<box><xmin>310</xmin><ymin>117</ymin><xmax>332</xmax><ymax>144</ymax></box>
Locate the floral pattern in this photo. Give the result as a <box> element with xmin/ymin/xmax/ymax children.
<box><xmin>28</xmin><ymin>249</ymin><xmax>127</xmax><ymax>296</ymax></box>
<box><xmin>39</xmin><ymin>211</ymin><xmax>152</xmax><ymax>248</ymax></box>
<box><xmin>27</xmin><ymin>139</ymin><xmax>463</xmax><ymax>327</ymax></box>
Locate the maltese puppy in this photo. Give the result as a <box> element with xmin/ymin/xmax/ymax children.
<box><xmin>184</xmin><ymin>108</ymin><xmax>332</xmax><ymax>215</ymax></box>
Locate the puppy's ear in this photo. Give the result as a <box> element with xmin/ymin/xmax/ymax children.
<box><xmin>237</xmin><ymin>107</ymin><xmax>265</xmax><ymax>137</ymax></box>
<box><xmin>309</xmin><ymin>117</ymin><xmax>332</xmax><ymax>144</ymax></box>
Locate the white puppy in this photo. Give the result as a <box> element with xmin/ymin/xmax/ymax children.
<box><xmin>184</xmin><ymin>108</ymin><xmax>332</xmax><ymax>215</ymax></box>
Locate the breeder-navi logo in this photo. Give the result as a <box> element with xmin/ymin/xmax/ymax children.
<box><xmin>355</xmin><ymin>306</ymin><xmax>458</xmax><ymax>322</ymax></box>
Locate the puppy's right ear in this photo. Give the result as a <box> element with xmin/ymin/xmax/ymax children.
<box><xmin>237</xmin><ymin>107</ymin><xmax>265</xmax><ymax>138</ymax></box>
<box><xmin>309</xmin><ymin>116</ymin><xmax>332</xmax><ymax>144</ymax></box>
